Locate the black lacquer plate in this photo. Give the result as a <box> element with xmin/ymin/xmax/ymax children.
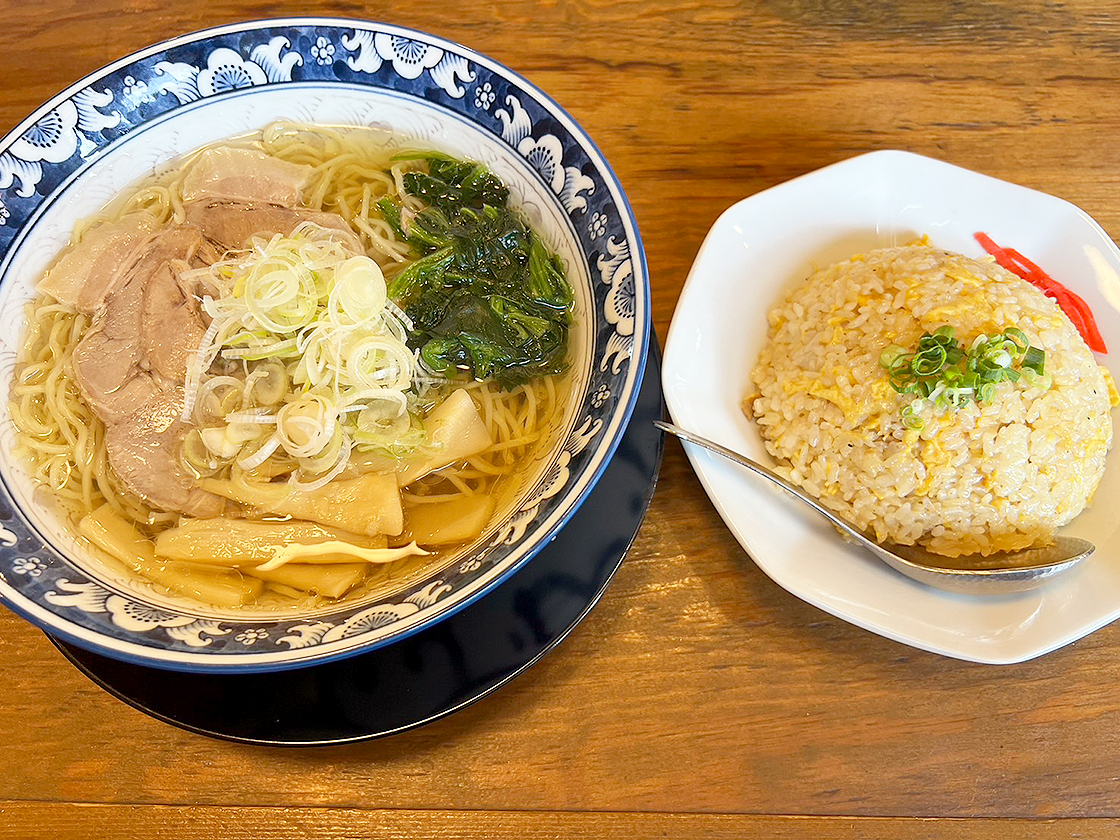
<box><xmin>48</xmin><ymin>344</ymin><xmax>664</xmax><ymax>745</ymax></box>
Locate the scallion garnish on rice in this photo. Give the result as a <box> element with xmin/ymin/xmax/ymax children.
<box><xmin>880</xmin><ymin>325</ymin><xmax>1050</xmax><ymax>428</ymax></box>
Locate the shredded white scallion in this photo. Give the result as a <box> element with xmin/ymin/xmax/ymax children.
<box><xmin>184</xmin><ymin>222</ymin><xmax>436</xmax><ymax>478</ymax></box>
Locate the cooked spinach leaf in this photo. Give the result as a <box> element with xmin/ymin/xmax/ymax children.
<box><xmin>379</xmin><ymin>153</ymin><xmax>573</xmax><ymax>387</ymax></box>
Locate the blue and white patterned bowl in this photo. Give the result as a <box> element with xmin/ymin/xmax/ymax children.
<box><xmin>0</xmin><ymin>19</ymin><xmax>649</xmax><ymax>672</ymax></box>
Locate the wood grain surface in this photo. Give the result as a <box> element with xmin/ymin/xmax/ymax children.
<box><xmin>5</xmin><ymin>0</ymin><xmax>1120</xmax><ymax>836</ymax></box>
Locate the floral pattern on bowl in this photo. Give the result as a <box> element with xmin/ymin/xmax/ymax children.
<box><xmin>0</xmin><ymin>19</ymin><xmax>649</xmax><ymax>671</ymax></box>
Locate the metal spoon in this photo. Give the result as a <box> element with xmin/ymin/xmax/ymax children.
<box><xmin>655</xmin><ymin>420</ymin><xmax>1095</xmax><ymax>595</ymax></box>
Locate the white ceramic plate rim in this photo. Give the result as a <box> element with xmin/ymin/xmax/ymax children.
<box><xmin>663</xmin><ymin>149</ymin><xmax>1120</xmax><ymax>664</ymax></box>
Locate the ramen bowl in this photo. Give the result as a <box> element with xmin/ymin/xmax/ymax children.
<box><xmin>0</xmin><ymin>19</ymin><xmax>649</xmax><ymax>672</ymax></box>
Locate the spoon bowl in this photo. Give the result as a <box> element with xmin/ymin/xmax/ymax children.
<box><xmin>655</xmin><ymin>421</ymin><xmax>1096</xmax><ymax>594</ymax></box>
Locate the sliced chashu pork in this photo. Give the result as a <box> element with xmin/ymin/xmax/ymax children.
<box><xmin>66</xmin><ymin>179</ymin><xmax>367</xmax><ymax>517</ymax></box>
<box><xmin>181</xmin><ymin>146</ymin><xmax>314</xmax><ymax>207</ymax></box>
<box><xmin>72</xmin><ymin>226</ymin><xmax>201</xmax><ymax>420</ymax></box>
<box><xmin>142</xmin><ymin>260</ymin><xmax>208</xmax><ymax>382</ymax></box>
<box><xmin>185</xmin><ymin>199</ymin><xmax>363</xmax><ymax>253</ymax></box>
<box><xmin>71</xmin><ymin>224</ymin><xmax>225</xmax><ymax>518</ymax></box>
<box><xmin>183</xmin><ymin>147</ymin><xmax>361</xmax><ymax>255</ymax></box>
<box><xmin>37</xmin><ymin>213</ymin><xmax>160</xmax><ymax>314</ymax></box>
<box><xmin>104</xmin><ymin>388</ymin><xmax>224</xmax><ymax>518</ymax></box>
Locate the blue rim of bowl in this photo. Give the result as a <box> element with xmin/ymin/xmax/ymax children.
<box><xmin>0</xmin><ymin>17</ymin><xmax>650</xmax><ymax>671</ymax></box>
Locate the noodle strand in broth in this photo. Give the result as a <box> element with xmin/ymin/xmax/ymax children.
<box><xmin>9</xmin><ymin>122</ymin><xmax>574</xmax><ymax>612</ymax></box>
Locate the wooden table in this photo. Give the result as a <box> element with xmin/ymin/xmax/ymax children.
<box><xmin>4</xmin><ymin>1</ymin><xmax>1120</xmax><ymax>837</ymax></box>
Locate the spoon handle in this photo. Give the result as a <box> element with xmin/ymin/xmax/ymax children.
<box><xmin>653</xmin><ymin>420</ymin><xmax>879</xmax><ymax>551</ymax></box>
<box><xmin>654</xmin><ymin>420</ymin><xmax>1094</xmax><ymax>593</ymax></box>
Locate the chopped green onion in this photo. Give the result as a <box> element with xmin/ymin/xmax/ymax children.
<box><xmin>879</xmin><ymin>345</ymin><xmax>907</xmax><ymax>368</ymax></box>
<box><xmin>944</xmin><ymin>387</ymin><xmax>973</xmax><ymax>408</ymax></box>
<box><xmin>1023</xmin><ymin>345</ymin><xmax>1045</xmax><ymax>374</ymax></box>
<box><xmin>913</xmin><ymin>344</ymin><xmax>948</xmax><ymax>375</ymax></box>
<box><xmin>1022</xmin><ymin>367</ymin><xmax>1053</xmax><ymax>390</ymax></box>
<box><xmin>900</xmin><ymin>402</ymin><xmax>924</xmax><ymax>429</ymax></box>
<box><xmin>1004</xmin><ymin>327</ymin><xmax>1028</xmax><ymax>351</ymax></box>
<box><xmin>880</xmin><ymin>325</ymin><xmax>1049</xmax><ymax>426</ymax></box>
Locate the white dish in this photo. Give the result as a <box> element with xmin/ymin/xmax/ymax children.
<box><xmin>662</xmin><ymin>149</ymin><xmax>1120</xmax><ymax>664</ymax></box>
